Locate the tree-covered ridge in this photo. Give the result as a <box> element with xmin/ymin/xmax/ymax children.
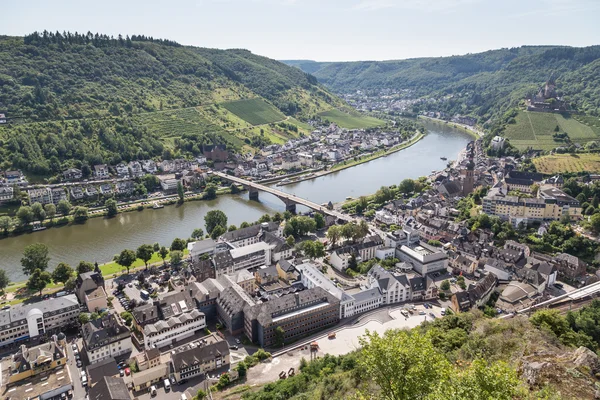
<box><xmin>0</xmin><ymin>32</ymin><xmax>329</xmax><ymax>122</ymax></box>
<box><xmin>286</xmin><ymin>45</ymin><xmax>600</xmax><ymax>123</ymax></box>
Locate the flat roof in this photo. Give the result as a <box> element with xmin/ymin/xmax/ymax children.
<box><xmin>230</xmin><ymin>241</ymin><xmax>271</xmax><ymax>258</ymax></box>
<box><xmin>272</xmin><ymin>302</ymin><xmax>330</xmax><ymax>323</ymax></box>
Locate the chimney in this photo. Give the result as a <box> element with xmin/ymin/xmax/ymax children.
<box><xmin>143</xmin><ymin>314</ymin><xmax>146</xmax><ymax>322</ymax></box>
<box><xmin>189</xmin><ymin>288</ymin><xmax>193</xmax><ymax>297</ymax></box>
<box><xmin>151</xmin><ymin>309</ymin><xmax>154</xmax><ymax>317</ymax></box>
<box><xmin>295</xmin><ymin>293</ymin><xmax>300</xmax><ymax>306</ymax></box>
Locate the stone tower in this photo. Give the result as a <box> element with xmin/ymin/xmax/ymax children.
<box><xmin>462</xmin><ymin>156</ymin><xmax>475</xmax><ymax>196</ymax></box>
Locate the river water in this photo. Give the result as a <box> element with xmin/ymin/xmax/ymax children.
<box><xmin>0</xmin><ymin>120</ymin><xmax>472</xmax><ymax>281</ymax></box>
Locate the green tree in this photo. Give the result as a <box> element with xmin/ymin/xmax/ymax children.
<box><xmin>240</xmin><ymin>221</ymin><xmax>250</xmax><ymax>229</ymax></box>
<box><xmin>204</xmin><ymin>183</ymin><xmax>218</xmax><ymax>199</ymax></box>
<box><xmin>258</xmin><ymin>214</ymin><xmax>271</xmax><ymax>223</ymax></box>
<box><xmin>105</xmin><ymin>199</ymin><xmax>118</xmax><ymax>217</ymax></box>
<box><xmin>16</xmin><ymin>206</ymin><xmax>34</xmax><ymax>226</ymax></box>
<box><xmin>159</xmin><ymin>246</ymin><xmax>169</xmax><ymax>264</ymax></box>
<box><xmin>115</xmin><ymin>249</ymin><xmax>137</xmax><ymax>274</ymax></box>
<box><xmin>210</xmin><ymin>224</ymin><xmax>226</xmax><ymax>239</ymax></box>
<box><xmin>228</xmin><ymin>225</ymin><xmax>237</xmax><ymax>232</ymax></box>
<box><xmin>303</xmin><ymin>240</ymin><xmax>325</xmax><ymax>259</ymax></box>
<box><xmin>142</xmin><ymin>174</ymin><xmax>160</xmax><ymax>191</ymax></box>
<box><xmin>78</xmin><ymin>313</ymin><xmax>90</xmax><ymax>325</ymax></box>
<box><xmin>398</xmin><ymin>178</ymin><xmax>416</xmax><ymax>195</ymax></box>
<box><xmin>326</xmin><ymin>225</ymin><xmax>341</xmax><ymax>247</ymax></box>
<box><xmin>44</xmin><ymin>203</ymin><xmax>56</xmax><ymax>220</ymax></box>
<box><xmin>191</xmin><ymin>228</ymin><xmax>204</xmax><ymax>239</ymax></box>
<box><xmin>204</xmin><ymin>210</ymin><xmax>228</xmax><ymax>234</ymax></box>
<box><xmin>194</xmin><ymin>389</ymin><xmax>207</xmax><ymax>400</ymax></box>
<box><xmin>286</xmin><ymin>235</ymin><xmax>295</xmax><ymax>247</ymax></box>
<box><xmin>21</xmin><ymin>243</ymin><xmax>50</xmax><ymax>275</ymax></box>
<box><xmin>170</xmin><ymin>250</ymin><xmax>183</xmax><ymax>266</ymax></box>
<box><xmin>77</xmin><ymin>261</ymin><xmax>94</xmax><ymax>275</ymax></box>
<box><xmin>274</xmin><ymin>326</ymin><xmax>285</xmax><ymax>347</ymax></box>
<box><xmin>0</xmin><ymin>269</ymin><xmax>10</xmax><ymax>291</ymax></box>
<box><xmin>52</xmin><ymin>262</ymin><xmax>74</xmax><ymax>284</ymax></box>
<box><xmin>273</xmin><ymin>212</ymin><xmax>283</xmax><ymax>222</ymax></box>
<box><xmin>136</xmin><ymin>244</ymin><xmax>154</xmax><ymax>268</ymax></box>
<box><xmin>171</xmin><ymin>237</ymin><xmax>187</xmax><ymax>251</ymax></box>
<box><xmin>153</xmin><ymin>242</ymin><xmax>160</xmax><ymax>252</ymax></box>
<box><xmin>313</xmin><ymin>213</ymin><xmax>325</xmax><ymax>230</ymax></box>
<box><xmin>440</xmin><ymin>280</ymin><xmax>450</xmax><ymax>291</ymax></box>
<box><xmin>591</xmin><ymin>213</ymin><xmax>600</xmax><ymax>234</ymax></box>
<box><xmin>73</xmin><ymin>206</ymin><xmax>89</xmax><ymax>222</ymax></box>
<box><xmin>177</xmin><ymin>181</ymin><xmax>185</xmax><ymax>203</ymax></box>
<box><xmin>283</xmin><ymin>216</ymin><xmax>316</xmax><ymax>238</ymax></box>
<box><xmin>236</xmin><ymin>361</ymin><xmax>248</xmax><ymax>377</ymax></box>
<box><xmin>359</xmin><ymin>329</ymin><xmax>450</xmax><ymax>400</ymax></box>
<box><xmin>27</xmin><ymin>268</ymin><xmax>52</xmax><ymax>295</ymax></box>
<box><xmin>57</xmin><ymin>199</ymin><xmax>72</xmax><ymax>216</ymax></box>
<box><xmin>64</xmin><ymin>276</ymin><xmax>77</xmax><ymax>291</ymax></box>
<box><xmin>31</xmin><ymin>202</ymin><xmax>46</xmax><ymax>221</ymax></box>
<box><xmin>0</xmin><ymin>216</ymin><xmax>11</xmax><ymax>234</ymax></box>
<box><xmin>230</xmin><ymin>183</ymin><xmax>240</xmax><ymax>194</ymax></box>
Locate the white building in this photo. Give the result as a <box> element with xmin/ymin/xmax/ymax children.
<box><xmin>367</xmin><ymin>265</ymin><xmax>410</xmax><ymax>305</ymax></box>
<box><xmin>297</xmin><ymin>262</ymin><xmax>354</xmax><ymax>318</ymax></box>
<box><xmin>82</xmin><ymin>313</ymin><xmax>132</xmax><ymax>364</ymax></box>
<box><xmin>375</xmin><ymin>210</ymin><xmax>398</xmax><ymax>225</ymax></box>
<box><xmin>352</xmin><ymin>288</ymin><xmax>383</xmax><ymax>314</ymax></box>
<box><xmin>143</xmin><ymin>307</ymin><xmax>206</xmax><ymax>350</ymax></box>
<box><xmin>230</xmin><ymin>242</ymin><xmax>271</xmax><ymax>272</ymax></box>
<box><xmin>397</xmin><ymin>242</ymin><xmax>447</xmax><ymax>275</ymax></box>
<box><xmin>330</xmin><ymin>248</ymin><xmax>359</xmax><ymax>272</ymax></box>
<box><xmin>0</xmin><ymin>295</ymin><xmax>80</xmax><ymax>347</ymax></box>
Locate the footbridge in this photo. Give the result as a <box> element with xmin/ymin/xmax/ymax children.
<box><xmin>210</xmin><ymin>171</ymin><xmax>352</xmax><ymax>221</ymax></box>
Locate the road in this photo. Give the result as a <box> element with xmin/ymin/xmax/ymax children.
<box><xmin>65</xmin><ymin>338</ymin><xmax>86</xmax><ymax>400</ymax></box>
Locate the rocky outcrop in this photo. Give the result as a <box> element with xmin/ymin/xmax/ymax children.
<box><xmin>572</xmin><ymin>346</ymin><xmax>600</xmax><ymax>374</ymax></box>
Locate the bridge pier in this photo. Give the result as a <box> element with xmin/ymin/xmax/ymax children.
<box><xmin>248</xmin><ymin>188</ymin><xmax>259</xmax><ymax>201</ymax></box>
<box><xmin>285</xmin><ymin>203</ymin><xmax>296</xmax><ymax>214</ymax></box>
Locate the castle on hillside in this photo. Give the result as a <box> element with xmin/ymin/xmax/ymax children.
<box><xmin>526</xmin><ymin>77</ymin><xmax>570</xmax><ymax>113</ymax></box>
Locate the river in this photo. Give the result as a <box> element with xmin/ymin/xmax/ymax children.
<box><xmin>0</xmin><ymin>120</ymin><xmax>472</xmax><ymax>281</ymax></box>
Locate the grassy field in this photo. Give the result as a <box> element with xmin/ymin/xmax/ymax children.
<box><xmin>533</xmin><ymin>153</ymin><xmax>600</xmax><ymax>174</ymax></box>
<box><xmin>318</xmin><ymin>108</ymin><xmax>384</xmax><ymax>129</ymax></box>
<box><xmin>504</xmin><ymin>111</ymin><xmax>600</xmax><ymax>150</ymax></box>
<box><xmin>221</xmin><ymin>98</ymin><xmax>285</xmax><ymax>126</ymax></box>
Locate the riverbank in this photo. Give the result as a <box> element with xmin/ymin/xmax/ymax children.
<box><xmin>418</xmin><ymin>115</ymin><xmax>484</xmax><ymax>140</ymax></box>
<box><xmin>278</xmin><ymin>132</ymin><xmax>425</xmax><ymax>187</ymax></box>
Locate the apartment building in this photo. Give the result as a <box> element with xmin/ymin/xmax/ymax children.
<box><xmin>82</xmin><ymin>313</ymin><xmax>132</xmax><ymax>364</ymax></box>
<box><xmin>170</xmin><ymin>333</ymin><xmax>230</xmax><ymax>382</ymax></box>
<box><xmin>397</xmin><ymin>242</ymin><xmax>448</xmax><ymax>275</ymax></box>
<box><xmin>0</xmin><ymin>295</ymin><xmax>80</xmax><ymax>347</ymax></box>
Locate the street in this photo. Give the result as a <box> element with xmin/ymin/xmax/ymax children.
<box><xmin>65</xmin><ymin>338</ymin><xmax>86</xmax><ymax>400</ymax></box>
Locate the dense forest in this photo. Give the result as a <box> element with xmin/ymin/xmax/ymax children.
<box><xmin>284</xmin><ymin>45</ymin><xmax>600</xmax><ymax>126</ymax></box>
<box><xmin>0</xmin><ymin>32</ymin><xmax>340</xmax><ymax>175</ymax></box>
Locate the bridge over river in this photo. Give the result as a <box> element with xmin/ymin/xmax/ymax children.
<box><xmin>210</xmin><ymin>171</ymin><xmax>353</xmax><ymax>222</ymax></box>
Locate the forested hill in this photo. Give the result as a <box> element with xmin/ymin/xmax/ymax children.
<box><xmin>0</xmin><ymin>32</ymin><xmax>343</xmax><ymax>175</ymax></box>
<box><xmin>283</xmin><ymin>45</ymin><xmax>600</xmax><ymax>123</ymax></box>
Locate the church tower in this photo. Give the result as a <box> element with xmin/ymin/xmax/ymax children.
<box><xmin>462</xmin><ymin>149</ymin><xmax>475</xmax><ymax>196</ymax></box>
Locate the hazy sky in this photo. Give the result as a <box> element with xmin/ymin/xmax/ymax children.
<box><xmin>4</xmin><ymin>0</ymin><xmax>600</xmax><ymax>61</ymax></box>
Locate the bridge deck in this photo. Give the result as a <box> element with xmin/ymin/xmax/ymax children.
<box><xmin>211</xmin><ymin>171</ymin><xmax>353</xmax><ymax>221</ymax></box>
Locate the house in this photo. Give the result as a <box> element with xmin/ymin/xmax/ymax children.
<box><xmin>75</xmin><ymin>269</ymin><xmax>107</xmax><ymax>312</ymax></box>
<box><xmin>99</xmin><ymin>184</ymin><xmax>113</xmax><ymax>195</ymax></box>
<box><xmin>28</xmin><ymin>188</ymin><xmax>53</xmax><ymax>205</ymax></box>
<box><xmin>82</xmin><ymin>313</ymin><xmax>132</xmax><ymax>364</ymax></box>
<box><xmin>203</xmin><ymin>145</ymin><xmax>229</xmax><ymax>162</ymax></box>
<box><xmin>128</xmin><ymin>161</ymin><xmax>144</xmax><ymax>177</ymax></box>
<box><xmin>159</xmin><ymin>175</ymin><xmax>179</xmax><ymax>191</ymax></box>
<box><xmin>51</xmin><ymin>188</ymin><xmax>68</xmax><ymax>205</ymax></box>
<box><xmin>449</xmin><ymin>254</ymin><xmax>477</xmax><ymax>275</ymax></box>
<box><xmin>131</xmin><ymin>363</ymin><xmax>169</xmax><ymax>393</ymax></box>
<box><xmin>5</xmin><ymin>170</ymin><xmax>24</xmax><ymax>184</ymax></box>
<box><xmin>70</xmin><ymin>186</ymin><xmax>85</xmax><ymax>200</ymax></box>
<box><xmin>243</xmin><ymin>287</ymin><xmax>340</xmax><ymax>347</ymax></box>
<box><xmin>170</xmin><ymin>333</ymin><xmax>230</xmax><ymax>383</ymax></box>
<box><xmin>63</xmin><ymin>168</ymin><xmax>82</xmax><ymax>181</ymax></box>
<box><xmin>7</xmin><ymin>336</ymin><xmax>66</xmax><ymax>384</ymax></box>
<box><xmin>86</xmin><ymin>186</ymin><xmax>99</xmax><ymax>197</ymax></box>
<box><xmin>94</xmin><ymin>164</ymin><xmax>110</xmax><ymax>178</ymax></box>
<box><xmin>261</xmin><ymin>231</ymin><xmax>293</xmax><ymax>262</ymax></box>
<box><xmin>115</xmin><ymin>181</ymin><xmax>134</xmax><ymax>196</ymax></box>
<box><xmin>135</xmin><ymin>348</ymin><xmax>161</xmax><ymax>371</ymax></box>
<box><xmin>367</xmin><ymin>265</ymin><xmax>410</xmax><ymax>305</ymax></box>
<box><xmin>276</xmin><ymin>259</ymin><xmax>298</xmax><ymax>283</ymax></box>
<box><xmin>141</xmin><ymin>160</ymin><xmax>158</xmax><ymax>174</ymax></box>
<box><xmin>0</xmin><ymin>186</ymin><xmax>14</xmax><ymax>204</ymax></box>
<box><xmin>553</xmin><ymin>253</ymin><xmax>586</xmax><ymax>280</ymax></box>
<box><xmin>484</xmin><ymin>258</ymin><xmax>513</xmax><ymax>281</ymax></box>
<box><xmin>88</xmin><ymin>376</ymin><xmax>130</xmax><ymax>400</ymax></box>
<box><xmin>115</xmin><ymin>163</ymin><xmax>129</xmax><ymax>177</ymax></box>
<box><xmin>449</xmin><ymin>273</ymin><xmax>498</xmax><ymax>313</ymax></box>
<box><xmin>375</xmin><ymin>210</ymin><xmax>398</xmax><ymax>225</ymax></box>
<box><xmin>330</xmin><ymin>247</ymin><xmax>359</xmax><ymax>272</ymax></box>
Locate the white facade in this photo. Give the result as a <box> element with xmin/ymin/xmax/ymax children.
<box><xmin>376</xmin><ymin>247</ymin><xmax>396</xmax><ymax>260</ymax></box>
<box><xmin>297</xmin><ymin>262</ymin><xmax>354</xmax><ymax>318</ymax></box>
<box><xmin>397</xmin><ymin>243</ymin><xmax>447</xmax><ymax>275</ymax></box>
<box><xmin>352</xmin><ymin>289</ymin><xmax>383</xmax><ymax>314</ymax></box>
<box><xmin>143</xmin><ymin>310</ymin><xmax>206</xmax><ymax>349</ymax></box>
<box><xmin>375</xmin><ymin>210</ymin><xmax>398</xmax><ymax>225</ymax></box>
<box><xmin>230</xmin><ymin>242</ymin><xmax>271</xmax><ymax>272</ymax></box>
<box><xmin>87</xmin><ymin>336</ymin><xmax>132</xmax><ymax>364</ymax></box>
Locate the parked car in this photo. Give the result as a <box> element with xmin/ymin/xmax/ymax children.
<box><xmin>150</xmin><ymin>386</ymin><xmax>157</xmax><ymax>397</ymax></box>
<box><xmin>429</xmin><ymin>312</ymin><xmax>436</xmax><ymax>319</ymax></box>
<box><xmin>76</xmin><ymin>360</ymin><xmax>82</xmax><ymax>368</ymax></box>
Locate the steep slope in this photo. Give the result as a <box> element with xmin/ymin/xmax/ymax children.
<box><xmin>0</xmin><ymin>32</ymin><xmax>346</xmax><ymax>175</ymax></box>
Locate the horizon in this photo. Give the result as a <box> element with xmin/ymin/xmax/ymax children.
<box><xmin>3</xmin><ymin>0</ymin><xmax>600</xmax><ymax>61</ymax></box>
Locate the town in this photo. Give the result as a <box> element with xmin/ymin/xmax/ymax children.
<box><xmin>1</xmin><ymin>118</ymin><xmax>600</xmax><ymax>400</ymax></box>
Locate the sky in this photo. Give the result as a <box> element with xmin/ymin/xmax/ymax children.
<box><xmin>3</xmin><ymin>0</ymin><xmax>600</xmax><ymax>61</ymax></box>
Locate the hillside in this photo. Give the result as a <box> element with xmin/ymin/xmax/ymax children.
<box><xmin>284</xmin><ymin>45</ymin><xmax>600</xmax><ymax>126</ymax></box>
<box><xmin>217</xmin><ymin>306</ymin><xmax>600</xmax><ymax>400</ymax></box>
<box><xmin>0</xmin><ymin>32</ymin><xmax>349</xmax><ymax>176</ymax></box>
